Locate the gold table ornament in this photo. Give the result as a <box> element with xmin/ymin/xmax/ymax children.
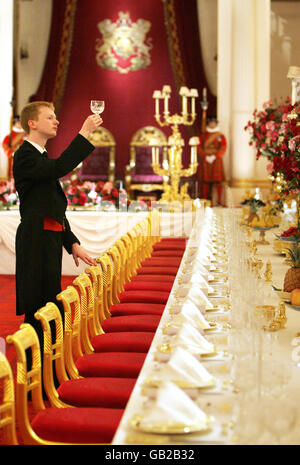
<box><xmin>264</xmin><ymin>260</ymin><xmax>273</xmax><ymax>282</ymax></box>
<box><xmin>151</xmin><ymin>85</ymin><xmax>199</xmax><ymax>203</ymax></box>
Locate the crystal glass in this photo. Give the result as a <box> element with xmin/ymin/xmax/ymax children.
<box><xmin>90</xmin><ymin>100</ymin><xmax>105</xmax><ymax>114</ymax></box>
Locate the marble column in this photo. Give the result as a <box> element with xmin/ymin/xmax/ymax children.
<box><xmin>218</xmin><ymin>0</ymin><xmax>271</xmax><ymax>203</ymax></box>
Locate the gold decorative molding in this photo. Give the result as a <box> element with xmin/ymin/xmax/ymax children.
<box><xmin>228</xmin><ymin>179</ymin><xmax>272</xmax><ymax>189</ymax></box>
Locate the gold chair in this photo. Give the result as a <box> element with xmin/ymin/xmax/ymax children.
<box><xmin>78</xmin><ymin>126</ymin><xmax>116</xmax><ymax>182</ymax></box>
<box><xmin>34</xmin><ymin>303</ymin><xmax>137</xmax><ymax>410</ymax></box>
<box><xmin>34</xmin><ymin>304</ymin><xmax>73</xmax><ymax>408</ymax></box>
<box><xmin>106</xmin><ymin>245</ymin><xmax>122</xmax><ymax>304</ymax></box>
<box><xmin>72</xmin><ymin>273</ymin><xmax>97</xmax><ymax>355</ymax></box>
<box><xmin>85</xmin><ymin>265</ymin><xmax>104</xmax><ymax>333</ymax></box>
<box><xmin>121</xmin><ymin>233</ymin><xmax>137</xmax><ymax>280</ymax></box>
<box><xmin>125</xmin><ymin>126</ymin><xmax>168</xmax><ymax>199</ymax></box>
<box><xmin>96</xmin><ymin>254</ymin><xmax>113</xmax><ymax>320</ymax></box>
<box><xmin>56</xmin><ymin>285</ymin><xmax>83</xmax><ymax>380</ymax></box>
<box><xmin>0</xmin><ymin>352</ymin><xmax>18</xmax><ymax>445</ymax></box>
<box><xmin>6</xmin><ymin>323</ymin><xmax>123</xmax><ymax>445</ymax></box>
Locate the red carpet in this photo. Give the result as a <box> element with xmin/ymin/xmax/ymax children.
<box><xmin>0</xmin><ymin>274</ymin><xmax>77</xmax><ymax>363</ymax></box>
<box><xmin>0</xmin><ymin>274</ymin><xmax>77</xmax><ymax>445</ymax></box>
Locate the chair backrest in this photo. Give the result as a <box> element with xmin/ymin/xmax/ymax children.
<box><xmin>34</xmin><ymin>303</ymin><xmax>72</xmax><ymax>408</ymax></box>
<box><xmin>106</xmin><ymin>245</ymin><xmax>122</xmax><ymax>304</ymax></box>
<box><xmin>121</xmin><ymin>233</ymin><xmax>136</xmax><ymax>279</ymax></box>
<box><xmin>56</xmin><ymin>286</ymin><xmax>83</xmax><ymax>380</ymax></box>
<box><xmin>6</xmin><ymin>324</ymin><xmax>46</xmax><ymax>445</ymax></box>
<box><xmin>129</xmin><ymin>126</ymin><xmax>167</xmax><ymax>176</ymax></box>
<box><xmin>85</xmin><ymin>265</ymin><xmax>105</xmax><ymax>333</ymax></box>
<box><xmin>114</xmin><ymin>238</ymin><xmax>129</xmax><ymax>291</ymax></box>
<box><xmin>148</xmin><ymin>208</ymin><xmax>161</xmax><ymax>243</ymax></box>
<box><xmin>80</xmin><ymin>127</ymin><xmax>116</xmax><ymax>182</ymax></box>
<box><xmin>73</xmin><ymin>273</ymin><xmax>96</xmax><ymax>354</ymax></box>
<box><xmin>0</xmin><ymin>352</ymin><xmax>18</xmax><ymax>445</ymax></box>
<box><xmin>96</xmin><ymin>254</ymin><xmax>113</xmax><ymax>318</ymax></box>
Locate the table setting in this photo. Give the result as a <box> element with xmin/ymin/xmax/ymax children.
<box><xmin>112</xmin><ymin>207</ymin><xmax>300</xmax><ymax>445</ymax></box>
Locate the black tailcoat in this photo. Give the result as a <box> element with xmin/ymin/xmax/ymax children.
<box><xmin>13</xmin><ymin>134</ymin><xmax>95</xmax><ymax>319</ymax></box>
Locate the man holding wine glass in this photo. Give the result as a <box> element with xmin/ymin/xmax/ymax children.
<box><xmin>13</xmin><ymin>100</ymin><xmax>103</xmax><ymax>378</ymax></box>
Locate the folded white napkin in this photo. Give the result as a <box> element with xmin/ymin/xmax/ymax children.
<box><xmin>186</xmin><ymin>285</ymin><xmax>213</xmax><ymax>310</ymax></box>
<box><xmin>157</xmin><ymin>346</ymin><xmax>216</xmax><ymax>387</ymax></box>
<box><xmin>169</xmin><ymin>300</ymin><xmax>211</xmax><ymax>330</ymax></box>
<box><xmin>180</xmin><ymin>263</ymin><xmax>209</xmax><ymax>281</ymax></box>
<box><xmin>193</xmin><ymin>255</ymin><xmax>211</xmax><ymax>271</ymax></box>
<box><xmin>172</xmin><ymin>322</ymin><xmax>215</xmax><ymax>354</ymax></box>
<box><xmin>138</xmin><ymin>381</ymin><xmax>209</xmax><ymax>430</ymax></box>
<box><xmin>189</xmin><ymin>273</ymin><xmax>214</xmax><ymax>292</ymax></box>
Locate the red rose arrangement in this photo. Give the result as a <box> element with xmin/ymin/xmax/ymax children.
<box><xmin>280</xmin><ymin>226</ymin><xmax>300</xmax><ymax>239</ymax></box>
<box><xmin>62</xmin><ymin>180</ymin><xmax>120</xmax><ymax>208</ymax></box>
<box><xmin>0</xmin><ymin>180</ymin><xmax>19</xmax><ymax>208</ymax></box>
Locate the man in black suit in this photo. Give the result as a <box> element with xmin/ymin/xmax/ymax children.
<box><xmin>13</xmin><ymin>101</ymin><xmax>103</xmax><ymax>368</ymax></box>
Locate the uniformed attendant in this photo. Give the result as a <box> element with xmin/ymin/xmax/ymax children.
<box><xmin>198</xmin><ymin>116</ymin><xmax>227</xmax><ymax>205</ymax></box>
<box><xmin>13</xmin><ymin>101</ymin><xmax>102</xmax><ymax>373</ymax></box>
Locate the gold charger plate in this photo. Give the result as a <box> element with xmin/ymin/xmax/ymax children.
<box><xmin>129</xmin><ymin>414</ymin><xmax>213</xmax><ymax>435</ymax></box>
<box><xmin>156</xmin><ymin>343</ymin><xmax>217</xmax><ymax>357</ymax></box>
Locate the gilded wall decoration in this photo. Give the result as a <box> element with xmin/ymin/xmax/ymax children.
<box><xmin>95</xmin><ymin>11</ymin><xmax>153</xmax><ymax>74</ymax></box>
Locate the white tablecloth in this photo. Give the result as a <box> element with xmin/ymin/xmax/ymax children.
<box><xmin>112</xmin><ymin>209</ymin><xmax>300</xmax><ymax>445</ymax></box>
<box><xmin>0</xmin><ymin>208</ymin><xmax>200</xmax><ymax>275</ymax></box>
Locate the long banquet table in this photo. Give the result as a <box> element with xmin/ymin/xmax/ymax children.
<box><xmin>0</xmin><ymin>208</ymin><xmax>198</xmax><ymax>275</ymax></box>
<box><xmin>112</xmin><ymin>208</ymin><xmax>300</xmax><ymax>446</ymax></box>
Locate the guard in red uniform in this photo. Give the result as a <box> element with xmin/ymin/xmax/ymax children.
<box><xmin>2</xmin><ymin>116</ymin><xmax>26</xmax><ymax>178</ymax></box>
<box><xmin>198</xmin><ymin>117</ymin><xmax>227</xmax><ymax>205</ymax></box>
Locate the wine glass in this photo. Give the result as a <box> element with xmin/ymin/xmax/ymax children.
<box><xmin>90</xmin><ymin>100</ymin><xmax>105</xmax><ymax>114</ymax></box>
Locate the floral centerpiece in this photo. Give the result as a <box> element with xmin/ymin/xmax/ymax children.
<box><xmin>0</xmin><ymin>180</ymin><xmax>19</xmax><ymax>209</ymax></box>
<box><xmin>62</xmin><ymin>180</ymin><xmax>121</xmax><ymax>209</ymax></box>
<box><xmin>244</xmin><ymin>98</ymin><xmax>300</xmax><ymax>237</ymax></box>
<box><xmin>240</xmin><ymin>197</ymin><xmax>266</xmax><ymax>225</ymax></box>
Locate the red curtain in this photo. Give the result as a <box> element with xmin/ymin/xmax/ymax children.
<box><xmin>30</xmin><ymin>0</ymin><xmax>76</xmax><ymax>114</ymax></box>
<box><xmin>30</xmin><ymin>0</ymin><xmax>214</xmax><ymax>179</ymax></box>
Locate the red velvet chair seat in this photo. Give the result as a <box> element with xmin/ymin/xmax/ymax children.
<box><xmin>57</xmin><ymin>377</ymin><xmax>136</xmax><ymax>408</ymax></box>
<box><xmin>124</xmin><ymin>281</ymin><xmax>173</xmax><ymax>292</ymax></box>
<box><xmin>31</xmin><ymin>406</ymin><xmax>123</xmax><ymax>444</ymax></box>
<box><xmin>130</xmin><ymin>274</ymin><xmax>175</xmax><ymax>283</ymax></box>
<box><xmin>153</xmin><ymin>242</ymin><xmax>186</xmax><ymax>251</ymax></box>
<box><xmin>151</xmin><ymin>250</ymin><xmax>184</xmax><ymax>257</ymax></box>
<box><xmin>91</xmin><ymin>330</ymin><xmax>154</xmax><ymax>352</ymax></box>
<box><xmin>101</xmin><ymin>314</ymin><xmax>161</xmax><ymax>333</ymax></box>
<box><xmin>109</xmin><ymin>303</ymin><xmax>164</xmax><ymax>317</ymax></box>
<box><xmin>136</xmin><ymin>266</ymin><xmax>179</xmax><ymax>276</ymax></box>
<box><xmin>141</xmin><ymin>257</ymin><xmax>182</xmax><ymax>267</ymax></box>
<box><xmin>75</xmin><ymin>352</ymin><xmax>146</xmax><ymax>378</ymax></box>
<box><xmin>118</xmin><ymin>290</ymin><xmax>169</xmax><ymax>304</ymax></box>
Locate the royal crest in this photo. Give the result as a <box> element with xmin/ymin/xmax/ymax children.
<box><xmin>95</xmin><ymin>11</ymin><xmax>153</xmax><ymax>74</ymax></box>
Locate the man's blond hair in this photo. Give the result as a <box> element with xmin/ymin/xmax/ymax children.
<box><xmin>20</xmin><ymin>101</ymin><xmax>55</xmax><ymax>134</ymax></box>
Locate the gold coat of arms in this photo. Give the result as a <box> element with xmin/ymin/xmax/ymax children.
<box><xmin>95</xmin><ymin>11</ymin><xmax>153</xmax><ymax>74</ymax></box>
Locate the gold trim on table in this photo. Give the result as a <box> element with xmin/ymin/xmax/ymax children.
<box><xmin>129</xmin><ymin>413</ymin><xmax>214</xmax><ymax>435</ymax></box>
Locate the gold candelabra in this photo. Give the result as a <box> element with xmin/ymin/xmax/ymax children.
<box><xmin>151</xmin><ymin>85</ymin><xmax>199</xmax><ymax>203</ymax></box>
